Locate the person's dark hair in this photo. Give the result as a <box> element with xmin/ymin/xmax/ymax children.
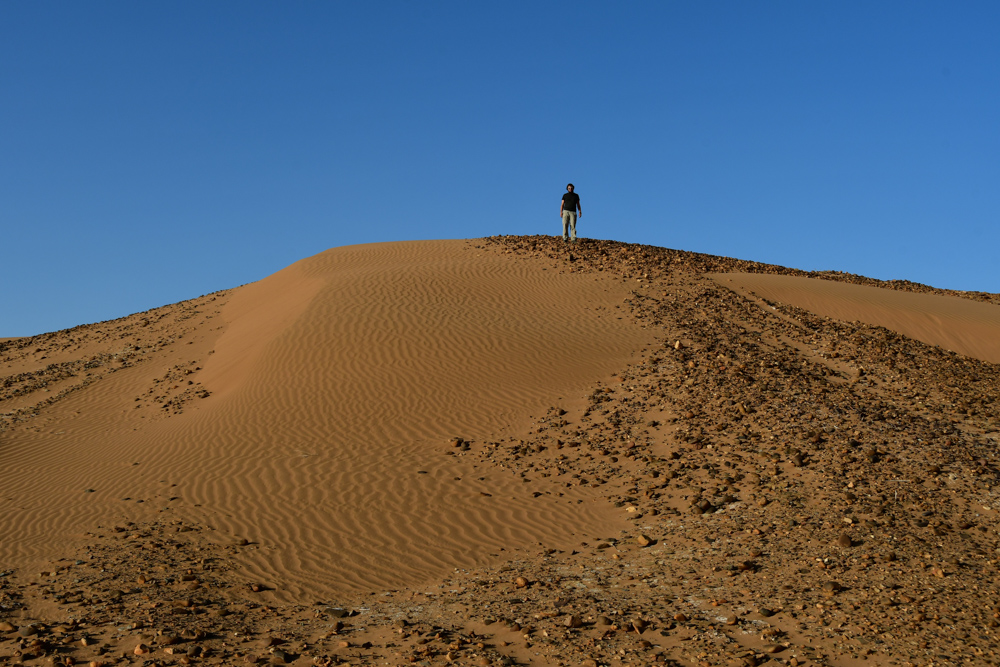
<box><xmin>567</xmin><ymin>183</ymin><xmax>574</xmax><ymax>190</ymax></box>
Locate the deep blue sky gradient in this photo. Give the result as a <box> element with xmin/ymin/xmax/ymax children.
<box><xmin>3</xmin><ymin>2</ymin><xmax>999</xmax><ymax>336</ymax></box>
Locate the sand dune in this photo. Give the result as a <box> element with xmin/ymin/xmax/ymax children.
<box><xmin>713</xmin><ymin>272</ymin><xmax>1000</xmax><ymax>364</ymax></box>
<box><xmin>0</xmin><ymin>240</ymin><xmax>652</xmax><ymax>599</ymax></box>
<box><xmin>4</xmin><ymin>237</ymin><xmax>1000</xmax><ymax>666</ymax></box>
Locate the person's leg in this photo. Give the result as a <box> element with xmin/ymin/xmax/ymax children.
<box><xmin>568</xmin><ymin>211</ymin><xmax>577</xmax><ymax>242</ymax></box>
<box><xmin>561</xmin><ymin>211</ymin><xmax>571</xmax><ymax>241</ymax></box>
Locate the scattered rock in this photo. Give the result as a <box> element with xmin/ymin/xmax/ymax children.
<box><xmin>4</xmin><ymin>236</ymin><xmax>1000</xmax><ymax>667</ymax></box>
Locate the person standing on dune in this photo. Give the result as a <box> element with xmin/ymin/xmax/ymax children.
<box><xmin>560</xmin><ymin>183</ymin><xmax>581</xmax><ymax>243</ymax></box>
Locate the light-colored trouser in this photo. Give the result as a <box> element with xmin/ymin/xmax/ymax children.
<box><xmin>561</xmin><ymin>210</ymin><xmax>577</xmax><ymax>240</ymax></box>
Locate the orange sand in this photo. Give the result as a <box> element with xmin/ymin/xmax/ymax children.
<box><xmin>4</xmin><ymin>238</ymin><xmax>999</xmax><ymax>665</ymax></box>
<box><xmin>713</xmin><ymin>273</ymin><xmax>1000</xmax><ymax>364</ymax></box>
<box><xmin>0</xmin><ymin>240</ymin><xmax>653</xmax><ymax>600</ymax></box>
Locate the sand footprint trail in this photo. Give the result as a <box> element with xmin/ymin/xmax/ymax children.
<box><xmin>0</xmin><ymin>240</ymin><xmax>654</xmax><ymax>599</ymax></box>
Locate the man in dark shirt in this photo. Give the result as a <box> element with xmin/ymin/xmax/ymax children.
<box><xmin>560</xmin><ymin>183</ymin><xmax>582</xmax><ymax>243</ymax></box>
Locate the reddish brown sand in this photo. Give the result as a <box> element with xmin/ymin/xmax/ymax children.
<box><xmin>0</xmin><ymin>241</ymin><xmax>653</xmax><ymax>599</ymax></box>
<box><xmin>2</xmin><ymin>237</ymin><xmax>999</xmax><ymax>667</ymax></box>
<box><xmin>713</xmin><ymin>273</ymin><xmax>1000</xmax><ymax>365</ymax></box>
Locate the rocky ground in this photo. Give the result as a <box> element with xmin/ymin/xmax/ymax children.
<box><xmin>0</xmin><ymin>290</ymin><xmax>229</xmax><ymax>431</ymax></box>
<box><xmin>2</xmin><ymin>235</ymin><xmax>999</xmax><ymax>667</ymax></box>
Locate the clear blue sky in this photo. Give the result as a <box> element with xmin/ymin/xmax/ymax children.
<box><xmin>3</xmin><ymin>2</ymin><xmax>999</xmax><ymax>337</ymax></box>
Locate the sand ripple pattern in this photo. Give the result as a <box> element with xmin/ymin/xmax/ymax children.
<box><xmin>1</xmin><ymin>241</ymin><xmax>651</xmax><ymax>599</ymax></box>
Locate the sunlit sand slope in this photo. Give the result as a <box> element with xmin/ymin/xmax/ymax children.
<box><xmin>714</xmin><ymin>273</ymin><xmax>1000</xmax><ymax>364</ymax></box>
<box><xmin>0</xmin><ymin>240</ymin><xmax>653</xmax><ymax>599</ymax></box>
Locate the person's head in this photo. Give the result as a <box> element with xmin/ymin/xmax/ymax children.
<box><xmin>566</xmin><ymin>183</ymin><xmax>574</xmax><ymax>192</ymax></box>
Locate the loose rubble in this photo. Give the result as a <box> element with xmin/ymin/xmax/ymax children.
<box><xmin>2</xmin><ymin>235</ymin><xmax>999</xmax><ymax>666</ymax></box>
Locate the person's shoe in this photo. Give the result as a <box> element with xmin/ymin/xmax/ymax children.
<box><xmin>562</xmin><ymin>237</ymin><xmax>568</xmax><ymax>242</ymax></box>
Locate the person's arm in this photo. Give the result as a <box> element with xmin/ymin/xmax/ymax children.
<box><xmin>560</xmin><ymin>198</ymin><xmax>565</xmax><ymax>217</ymax></box>
<box><xmin>577</xmin><ymin>198</ymin><xmax>582</xmax><ymax>217</ymax></box>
